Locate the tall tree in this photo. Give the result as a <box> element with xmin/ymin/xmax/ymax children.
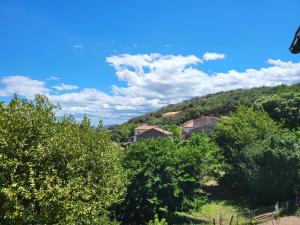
<box><xmin>0</xmin><ymin>95</ymin><xmax>126</xmax><ymax>224</ymax></box>
<box><xmin>118</xmin><ymin>134</ymin><xmax>224</xmax><ymax>224</ymax></box>
<box><xmin>214</xmin><ymin>106</ymin><xmax>300</xmax><ymax>203</ymax></box>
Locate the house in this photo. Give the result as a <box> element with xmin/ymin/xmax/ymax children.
<box><xmin>161</xmin><ymin>111</ymin><xmax>183</xmax><ymax>118</ymax></box>
<box><xmin>134</xmin><ymin>124</ymin><xmax>158</xmax><ymax>142</ymax></box>
<box><xmin>132</xmin><ymin>124</ymin><xmax>173</xmax><ymax>142</ymax></box>
<box><xmin>136</xmin><ymin>127</ymin><xmax>173</xmax><ymax>141</ymax></box>
<box><xmin>182</xmin><ymin>116</ymin><xmax>220</xmax><ymax>137</ymax></box>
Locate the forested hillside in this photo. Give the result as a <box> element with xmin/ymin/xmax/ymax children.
<box><xmin>111</xmin><ymin>83</ymin><xmax>300</xmax><ymax>142</ymax></box>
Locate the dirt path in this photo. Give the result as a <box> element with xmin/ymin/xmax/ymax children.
<box><xmin>261</xmin><ymin>216</ymin><xmax>300</xmax><ymax>225</ymax></box>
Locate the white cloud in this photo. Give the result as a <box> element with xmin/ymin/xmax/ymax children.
<box><xmin>53</xmin><ymin>83</ymin><xmax>79</xmax><ymax>91</ymax></box>
<box><xmin>202</xmin><ymin>52</ymin><xmax>226</xmax><ymax>61</ymax></box>
<box><xmin>47</xmin><ymin>76</ymin><xmax>60</xmax><ymax>81</ymax></box>
<box><xmin>104</xmin><ymin>54</ymin><xmax>300</xmax><ymax>121</ymax></box>
<box><xmin>73</xmin><ymin>44</ymin><xmax>84</xmax><ymax>48</ymax></box>
<box><xmin>0</xmin><ymin>76</ymin><xmax>49</xmax><ymax>98</ymax></box>
<box><xmin>1</xmin><ymin>54</ymin><xmax>300</xmax><ymax>124</ymax></box>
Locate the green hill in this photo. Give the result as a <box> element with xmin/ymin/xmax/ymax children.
<box><xmin>111</xmin><ymin>83</ymin><xmax>300</xmax><ymax>142</ymax></box>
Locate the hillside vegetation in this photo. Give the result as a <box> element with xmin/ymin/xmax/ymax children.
<box><xmin>111</xmin><ymin>83</ymin><xmax>300</xmax><ymax>142</ymax></box>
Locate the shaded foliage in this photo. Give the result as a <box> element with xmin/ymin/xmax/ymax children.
<box><xmin>214</xmin><ymin>107</ymin><xmax>300</xmax><ymax>203</ymax></box>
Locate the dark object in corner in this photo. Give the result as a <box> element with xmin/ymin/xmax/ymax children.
<box><xmin>290</xmin><ymin>26</ymin><xmax>300</xmax><ymax>54</ymax></box>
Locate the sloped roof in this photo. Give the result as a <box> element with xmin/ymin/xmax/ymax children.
<box><xmin>183</xmin><ymin>116</ymin><xmax>220</xmax><ymax>129</ymax></box>
<box><xmin>135</xmin><ymin>124</ymin><xmax>158</xmax><ymax>130</ymax></box>
<box><xmin>137</xmin><ymin>127</ymin><xmax>173</xmax><ymax>138</ymax></box>
<box><xmin>152</xmin><ymin>127</ymin><xmax>173</xmax><ymax>135</ymax></box>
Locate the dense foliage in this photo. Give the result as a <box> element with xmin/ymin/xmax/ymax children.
<box><xmin>0</xmin><ymin>96</ymin><xmax>126</xmax><ymax>224</ymax></box>
<box><xmin>117</xmin><ymin>134</ymin><xmax>225</xmax><ymax>224</ymax></box>
<box><xmin>214</xmin><ymin>106</ymin><xmax>300</xmax><ymax>203</ymax></box>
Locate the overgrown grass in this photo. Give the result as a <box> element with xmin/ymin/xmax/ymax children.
<box><xmin>190</xmin><ymin>200</ymin><xmax>251</xmax><ymax>224</ymax></box>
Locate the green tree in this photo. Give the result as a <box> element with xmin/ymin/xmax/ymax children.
<box><xmin>214</xmin><ymin>106</ymin><xmax>300</xmax><ymax>203</ymax></box>
<box><xmin>242</xmin><ymin>133</ymin><xmax>300</xmax><ymax>202</ymax></box>
<box><xmin>214</xmin><ymin>107</ymin><xmax>278</xmax><ymax>165</ymax></box>
<box><xmin>118</xmin><ymin>134</ymin><xmax>224</xmax><ymax>224</ymax></box>
<box><xmin>0</xmin><ymin>95</ymin><xmax>126</xmax><ymax>224</ymax></box>
<box><xmin>111</xmin><ymin>123</ymin><xmax>138</xmax><ymax>142</ymax></box>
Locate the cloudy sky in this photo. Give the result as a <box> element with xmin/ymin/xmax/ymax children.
<box><xmin>1</xmin><ymin>0</ymin><xmax>300</xmax><ymax>124</ymax></box>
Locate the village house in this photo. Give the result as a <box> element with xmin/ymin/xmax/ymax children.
<box><xmin>136</xmin><ymin>127</ymin><xmax>173</xmax><ymax>141</ymax></box>
<box><xmin>182</xmin><ymin>116</ymin><xmax>220</xmax><ymax>137</ymax></box>
<box><xmin>132</xmin><ymin>124</ymin><xmax>173</xmax><ymax>142</ymax></box>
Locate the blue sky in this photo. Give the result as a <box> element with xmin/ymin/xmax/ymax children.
<box><xmin>1</xmin><ymin>0</ymin><xmax>300</xmax><ymax>124</ymax></box>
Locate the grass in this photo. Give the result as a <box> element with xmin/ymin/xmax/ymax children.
<box><xmin>170</xmin><ymin>180</ymin><xmax>299</xmax><ymax>224</ymax></box>
<box><xmin>188</xmin><ymin>200</ymin><xmax>251</xmax><ymax>224</ymax></box>
<box><xmin>172</xmin><ymin>181</ymin><xmax>255</xmax><ymax>224</ymax></box>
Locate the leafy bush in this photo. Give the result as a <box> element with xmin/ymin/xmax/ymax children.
<box><xmin>182</xmin><ymin>196</ymin><xmax>209</xmax><ymax>211</ymax></box>
<box><xmin>0</xmin><ymin>95</ymin><xmax>126</xmax><ymax>224</ymax></box>
<box><xmin>147</xmin><ymin>214</ymin><xmax>168</xmax><ymax>225</ymax></box>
